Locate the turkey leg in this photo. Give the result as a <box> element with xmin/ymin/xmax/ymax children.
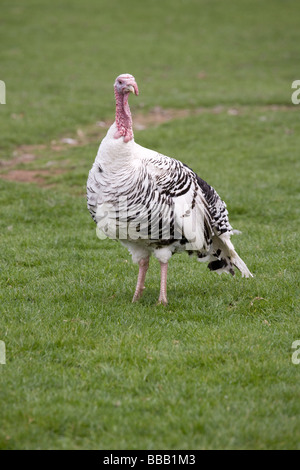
<box><xmin>157</xmin><ymin>262</ymin><xmax>168</xmax><ymax>306</ymax></box>
<box><xmin>132</xmin><ymin>257</ymin><xmax>150</xmax><ymax>302</ymax></box>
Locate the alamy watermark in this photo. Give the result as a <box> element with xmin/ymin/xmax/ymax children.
<box><xmin>291</xmin><ymin>80</ymin><xmax>300</xmax><ymax>105</ymax></box>
<box><xmin>1</xmin><ymin>80</ymin><xmax>300</xmax><ymax>106</ymax></box>
<box><xmin>0</xmin><ymin>338</ymin><xmax>299</xmax><ymax>366</ymax></box>
<box><xmin>0</xmin><ymin>80</ymin><xmax>6</xmax><ymax>104</ymax></box>
<box><xmin>95</xmin><ymin>196</ymin><xmax>205</xmax><ymax>250</ymax></box>
<box><xmin>291</xmin><ymin>340</ymin><xmax>300</xmax><ymax>365</ymax></box>
<box><xmin>0</xmin><ymin>341</ymin><xmax>5</xmax><ymax>364</ymax></box>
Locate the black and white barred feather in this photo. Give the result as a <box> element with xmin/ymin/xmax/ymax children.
<box><xmin>87</xmin><ymin>122</ymin><xmax>252</xmax><ymax>277</ymax></box>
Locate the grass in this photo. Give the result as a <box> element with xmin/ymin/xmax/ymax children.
<box><xmin>0</xmin><ymin>0</ymin><xmax>299</xmax><ymax>450</ymax></box>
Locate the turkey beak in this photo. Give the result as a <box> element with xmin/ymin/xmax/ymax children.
<box><xmin>127</xmin><ymin>85</ymin><xmax>136</xmax><ymax>95</ymax></box>
<box><xmin>123</xmin><ymin>82</ymin><xmax>139</xmax><ymax>95</ymax></box>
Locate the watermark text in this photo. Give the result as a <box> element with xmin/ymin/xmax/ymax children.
<box><xmin>291</xmin><ymin>80</ymin><xmax>300</xmax><ymax>105</ymax></box>
<box><xmin>291</xmin><ymin>340</ymin><xmax>300</xmax><ymax>364</ymax></box>
<box><xmin>0</xmin><ymin>341</ymin><xmax>6</xmax><ymax>364</ymax></box>
<box><xmin>0</xmin><ymin>80</ymin><xmax>6</xmax><ymax>104</ymax></box>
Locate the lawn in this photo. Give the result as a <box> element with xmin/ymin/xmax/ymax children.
<box><xmin>0</xmin><ymin>0</ymin><xmax>299</xmax><ymax>450</ymax></box>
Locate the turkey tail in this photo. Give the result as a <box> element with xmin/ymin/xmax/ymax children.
<box><xmin>206</xmin><ymin>233</ymin><xmax>253</xmax><ymax>278</ymax></box>
<box><xmin>230</xmin><ymin>251</ymin><xmax>253</xmax><ymax>278</ymax></box>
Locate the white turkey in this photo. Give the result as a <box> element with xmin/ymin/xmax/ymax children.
<box><xmin>87</xmin><ymin>74</ymin><xmax>252</xmax><ymax>305</ymax></box>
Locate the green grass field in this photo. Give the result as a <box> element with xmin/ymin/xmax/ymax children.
<box><xmin>0</xmin><ymin>0</ymin><xmax>299</xmax><ymax>450</ymax></box>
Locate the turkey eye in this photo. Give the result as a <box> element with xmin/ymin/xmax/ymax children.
<box><xmin>118</xmin><ymin>80</ymin><xmax>123</xmax><ymax>85</ymax></box>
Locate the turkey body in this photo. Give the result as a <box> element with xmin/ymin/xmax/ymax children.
<box><xmin>87</xmin><ymin>74</ymin><xmax>252</xmax><ymax>304</ymax></box>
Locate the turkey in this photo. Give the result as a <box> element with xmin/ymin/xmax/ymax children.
<box><xmin>87</xmin><ymin>73</ymin><xmax>252</xmax><ymax>305</ymax></box>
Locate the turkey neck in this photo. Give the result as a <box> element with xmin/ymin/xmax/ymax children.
<box><xmin>114</xmin><ymin>90</ymin><xmax>133</xmax><ymax>142</ymax></box>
